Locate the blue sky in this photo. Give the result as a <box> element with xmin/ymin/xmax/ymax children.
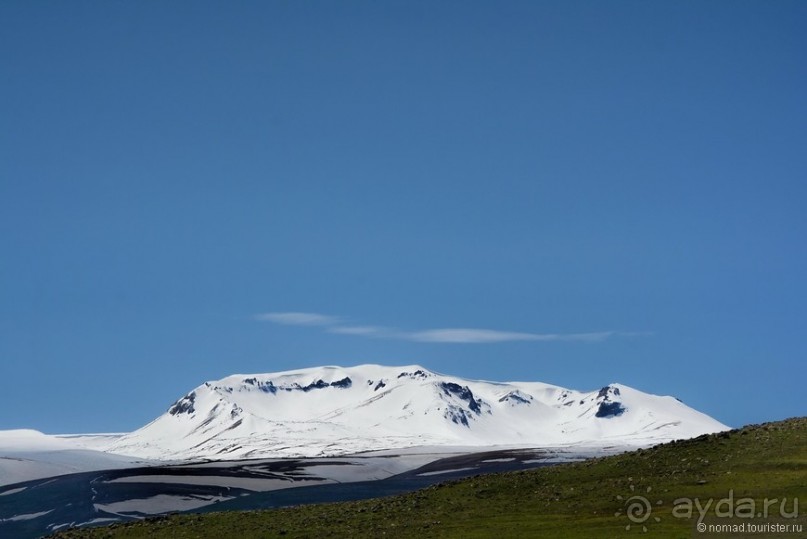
<box><xmin>1</xmin><ymin>1</ymin><xmax>804</xmax><ymax>433</ymax></box>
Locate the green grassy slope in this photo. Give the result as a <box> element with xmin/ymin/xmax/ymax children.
<box><xmin>51</xmin><ymin>418</ymin><xmax>806</xmax><ymax>539</ymax></box>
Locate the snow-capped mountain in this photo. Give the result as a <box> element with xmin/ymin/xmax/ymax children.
<box><xmin>105</xmin><ymin>364</ymin><xmax>728</xmax><ymax>460</ymax></box>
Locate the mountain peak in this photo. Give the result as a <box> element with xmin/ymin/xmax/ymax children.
<box><xmin>106</xmin><ymin>364</ymin><xmax>729</xmax><ymax>461</ymax></box>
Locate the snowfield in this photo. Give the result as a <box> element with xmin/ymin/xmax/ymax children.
<box><xmin>1</xmin><ymin>364</ymin><xmax>729</xmax><ymax>485</ymax></box>
<box><xmin>0</xmin><ymin>364</ymin><xmax>731</xmax><ymax>537</ymax></box>
<box><xmin>97</xmin><ymin>364</ymin><xmax>729</xmax><ymax>461</ymax></box>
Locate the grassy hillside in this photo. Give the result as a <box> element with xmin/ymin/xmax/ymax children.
<box><xmin>51</xmin><ymin>418</ymin><xmax>806</xmax><ymax>538</ymax></box>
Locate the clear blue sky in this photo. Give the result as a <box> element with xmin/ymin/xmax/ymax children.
<box><xmin>1</xmin><ymin>1</ymin><xmax>805</xmax><ymax>433</ymax></box>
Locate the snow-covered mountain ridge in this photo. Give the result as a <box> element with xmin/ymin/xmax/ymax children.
<box><xmin>104</xmin><ymin>364</ymin><xmax>729</xmax><ymax>460</ymax></box>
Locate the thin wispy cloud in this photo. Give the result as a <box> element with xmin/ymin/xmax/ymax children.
<box><xmin>254</xmin><ymin>311</ymin><xmax>341</xmax><ymax>326</ymax></box>
<box><xmin>255</xmin><ymin>311</ymin><xmax>641</xmax><ymax>344</ymax></box>
<box><xmin>407</xmin><ymin>329</ymin><xmax>615</xmax><ymax>344</ymax></box>
<box><xmin>327</xmin><ymin>325</ymin><xmax>396</xmax><ymax>337</ymax></box>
